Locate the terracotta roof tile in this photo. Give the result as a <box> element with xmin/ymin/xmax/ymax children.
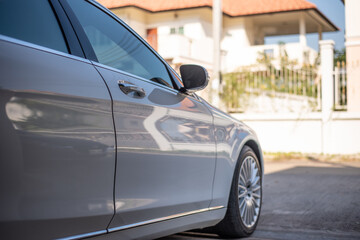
<box><xmin>97</xmin><ymin>0</ymin><xmax>317</xmax><ymax>16</ymax></box>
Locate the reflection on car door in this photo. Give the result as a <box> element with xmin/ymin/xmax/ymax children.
<box><xmin>96</xmin><ymin>66</ymin><xmax>216</xmax><ymax>229</ymax></box>
<box><xmin>0</xmin><ymin>39</ymin><xmax>115</xmax><ymax>239</ymax></box>
<box><xmin>0</xmin><ymin>1</ymin><xmax>116</xmax><ymax>239</ymax></box>
<box><xmin>63</xmin><ymin>0</ymin><xmax>217</xmax><ymax>230</ymax></box>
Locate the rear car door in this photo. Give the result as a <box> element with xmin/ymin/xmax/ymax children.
<box><xmin>0</xmin><ymin>0</ymin><xmax>115</xmax><ymax>239</ymax></box>
<box><xmin>62</xmin><ymin>0</ymin><xmax>217</xmax><ymax>231</ymax></box>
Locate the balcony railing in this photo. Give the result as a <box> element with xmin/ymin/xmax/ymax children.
<box><xmin>221</xmin><ymin>65</ymin><xmax>321</xmax><ymax>113</ymax></box>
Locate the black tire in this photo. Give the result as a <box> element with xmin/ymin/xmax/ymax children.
<box><xmin>213</xmin><ymin>145</ymin><xmax>262</xmax><ymax>238</ymax></box>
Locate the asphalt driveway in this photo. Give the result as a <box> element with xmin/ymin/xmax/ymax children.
<box><xmin>159</xmin><ymin>158</ymin><xmax>360</xmax><ymax>240</ymax></box>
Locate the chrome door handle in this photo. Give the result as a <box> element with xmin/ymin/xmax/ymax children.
<box><xmin>118</xmin><ymin>80</ymin><xmax>146</xmax><ymax>98</ymax></box>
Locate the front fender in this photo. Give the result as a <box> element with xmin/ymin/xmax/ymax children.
<box><xmin>204</xmin><ymin>105</ymin><xmax>263</xmax><ymax>210</ymax></box>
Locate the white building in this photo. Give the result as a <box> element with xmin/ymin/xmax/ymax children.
<box><xmin>98</xmin><ymin>0</ymin><xmax>338</xmax><ymax>73</ymax></box>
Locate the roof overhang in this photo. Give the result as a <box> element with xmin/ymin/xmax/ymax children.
<box><xmin>104</xmin><ymin>3</ymin><xmax>339</xmax><ymax>35</ymax></box>
<box><xmin>237</xmin><ymin>9</ymin><xmax>339</xmax><ymax>36</ymax></box>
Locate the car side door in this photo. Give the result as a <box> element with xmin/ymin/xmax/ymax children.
<box><xmin>62</xmin><ymin>0</ymin><xmax>217</xmax><ymax>231</ymax></box>
<box><xmin>0</xmin><ymin>0</ymin><xmax>115</xmax><ymax>239</ymax></box>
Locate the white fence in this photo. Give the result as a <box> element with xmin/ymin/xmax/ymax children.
<box><xmin>334</xmin><ymin>61</ymin><xmax>347</xmax><ymax>110</ymax></box>
<box><xmin>222</xmin><ymin>61</ymin><xmax>347</xmax><ymax>113</ymax></box>
<box><xmin>221</xmin><ymin>65</ymin><xmax>321</xmax><ymax>112</ymax></box>
<box><xmin>230</xmin><ymin>40</ymin><xmax>360</xmax><ymax>154</ymax></box>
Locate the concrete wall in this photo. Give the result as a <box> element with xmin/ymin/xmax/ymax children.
<box><xmin>345</xmin><ymin>0</ymin><xmax>360</xmax><ymax>38</ymax></box>
<box><xmin>222</xmin><ymin>17</ymin><xmax>250</xmax><ymax>71</ymax></box>
<box><xmin>232</xmin><ymin>112</ymin><xmax>360</xmax><ymax>154</ymax></box>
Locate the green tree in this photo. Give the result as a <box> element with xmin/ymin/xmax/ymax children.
<box><xmin>334</xmin><ymin>48</ymin><xmax>346</xmax><ymax>64</ymax></box>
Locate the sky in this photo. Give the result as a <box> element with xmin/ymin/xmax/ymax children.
<box><xmin>265</xmin><ymin>0</ymin><xmax>345</xmax><ymax>51</ymax></box>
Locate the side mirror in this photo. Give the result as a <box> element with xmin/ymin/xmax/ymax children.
<box><xmin>179</xmin><ymin>64</ymin><xmax>209</xmax><ymax>93</ymax></box>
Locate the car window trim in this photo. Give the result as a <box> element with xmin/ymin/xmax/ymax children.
<box><xmin>91</xmin><ymin>60</ymin><xmax>200</xmax><ymax>101</ymax></box>
<box><xmin>86</xmin><ymin>0</ymin><xmax>179</xmax><ymax>89</ymax></box>
<box><xmin>49</xmin><ymin>0</ymin><xmax>84</xmax><ymax>58</ymax></box>
<box><xmin>92</xmin><ymin>61</ymin><xmax>179</xmax><ymax>94</ymax></box>
<box><xmin>168</xmin><ymin>66</ymin><xmax>185</xmax><ymax>89</ymax></box>
<box><xmin>62</xmin><ymin>0</ymin><xmax>183</xmax><ymax>90</ymax></box>
<box><xmin>0</xmin><ymin>34</ymin><xmax>92</xmax><ymax>65</ymax></box>
<box><xmin>89</xmin><ymin>0</ymin><xmax>184</xmax><ymax>90</ymax></box>
<box><xmin>58</xmin><ymin>0</ymin><xmax>99</xmax><ymax>62</ymax></box>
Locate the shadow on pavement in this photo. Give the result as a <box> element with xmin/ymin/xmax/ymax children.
<box><xmin>159</xmin><ymin>161</ymin><xmax>360</xmax><ymax>240</ymax></box>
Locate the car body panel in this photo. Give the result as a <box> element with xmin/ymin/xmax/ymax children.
<box><xmin>93</xmin><ymin>63</ymin><xmax>217</xmax><ymax>230</ymax></box>
<box><xmin>0</xmin><ymin>0</ymin><xmax>264</xmax><ymax>238</ymax></box>
<box><xmin>87</xmin><ymin>208</ymin><xmax>226</xmax><ymax>240</ymax></box>
<box><xmin>0</xmin><ymin>36</ymin><xmax>115</xmax><ymax>239</ymax></box>
<box><xmin>201</xmin><ymin>101</ymin><xmax>264</xmax><ymax>208</ymax></box>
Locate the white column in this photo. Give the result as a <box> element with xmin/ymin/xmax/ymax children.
<box><xmin>318</xmin><ymin>25</ymin><xmax>323</xmax><ymax>41</ymax></box>
<box><xmin>318</xmin><ymin>25</ymin><xmax>323</xmax><ymax>50</ymax></box>
<box><xmin>211</xmin><ymin>0</ymin><xmax>222</xmax><ymax>108</ymax></box>
<box><xmin>299</xmin><ymin>13</ymin><xmax>307</xmax><ymax>64</ymax></box>
<box><xmin>299</xmin><ymin>13</ymin><xmax>307</xmax><ymax>47</ymax></box>
<box><xmin>320</xmin><ymin>40</ymin><xmax>335</xmax><ymax>154</ymax></box>
<box><xmin>345</xmin><ymin>0</ymin><xmax>360</xmax><ymax>112</ymax></box>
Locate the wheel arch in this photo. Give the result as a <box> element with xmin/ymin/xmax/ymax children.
<box><xmin>208</xmin><ymin>139</ymin><xmax>263</xmax><ymax>237</ymax></box>
<box><xmin>209</xmin><ymin>133</ymin><xmax>264</xmax><ymax>209</ymax></box>
<box><xmin>243</xmin><ymin>139</ymin><xmax>264</xmax><ymax>177</ymax></box>
<box><xmin>234</xmin><ymin>134</ymin><xmax>264</xmax><ymax>179</ymax></box>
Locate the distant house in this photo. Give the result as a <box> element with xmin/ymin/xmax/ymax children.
<box><xmin>98</xmin><ymin>0</ymin><xmax>338</xmax><ymax>73</ymax></box>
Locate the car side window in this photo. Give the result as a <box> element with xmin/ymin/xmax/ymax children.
<box><xmin>0</xmin><ymin>0</ymin><xmax>69</xmax><ymax>53</ymax></box>
<box><xmin>66</xmin><ymin>0</ymin><xmax>174</xmax><ymax>89</ymax></box>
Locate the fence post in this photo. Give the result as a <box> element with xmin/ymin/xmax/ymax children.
<box><xmin>320</xmin><ymin>40</ymin><xmax>335</xmax><ymax>154</ymax></box>
<box><xmin>211</xmin><ymin>0</ymin><xmax>222</xmax><ymax>108</ymax></box>
<box><xmin>334</xmin><ymin>62</ymin><xmax>340</xmax><ymax>107</ymax></box>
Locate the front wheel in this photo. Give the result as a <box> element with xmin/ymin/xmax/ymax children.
<box><xmin>214</xmin><ymin>145</ymin><xmax>262</xmax><ymax>238</ymax></box>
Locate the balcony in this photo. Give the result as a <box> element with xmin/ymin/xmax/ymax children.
<box><xmin>156</xmin><ymin>34</ymin><xmax>213</xmax><ymax>69</ymax></box>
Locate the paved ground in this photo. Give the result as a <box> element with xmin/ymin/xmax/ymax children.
<box><xmin>159</xmin><ymin>159</ymin><xmax>360</xmax><ymax>240</ymax></box>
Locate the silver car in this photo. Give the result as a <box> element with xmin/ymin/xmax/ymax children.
<box><xmin>0</xmin><ymin>0</ymin><xmax>263</xmax><ymax>239</ymax></box>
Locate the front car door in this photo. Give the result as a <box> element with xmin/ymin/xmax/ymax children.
<box><xmin>62</xmin><ymin>0</ymin><xmax>217</xmax><ymax>231</ymax></box>
<box><xmin>0</xmin><ymin>0</ymin><xmax>115</xmax><ymax>239</ymax></box>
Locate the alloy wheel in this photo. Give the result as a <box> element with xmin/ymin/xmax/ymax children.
<box><xmin>238</xmin><ymin>156</ymin><xmax>261</xmax><ymax>228</ymax></box>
